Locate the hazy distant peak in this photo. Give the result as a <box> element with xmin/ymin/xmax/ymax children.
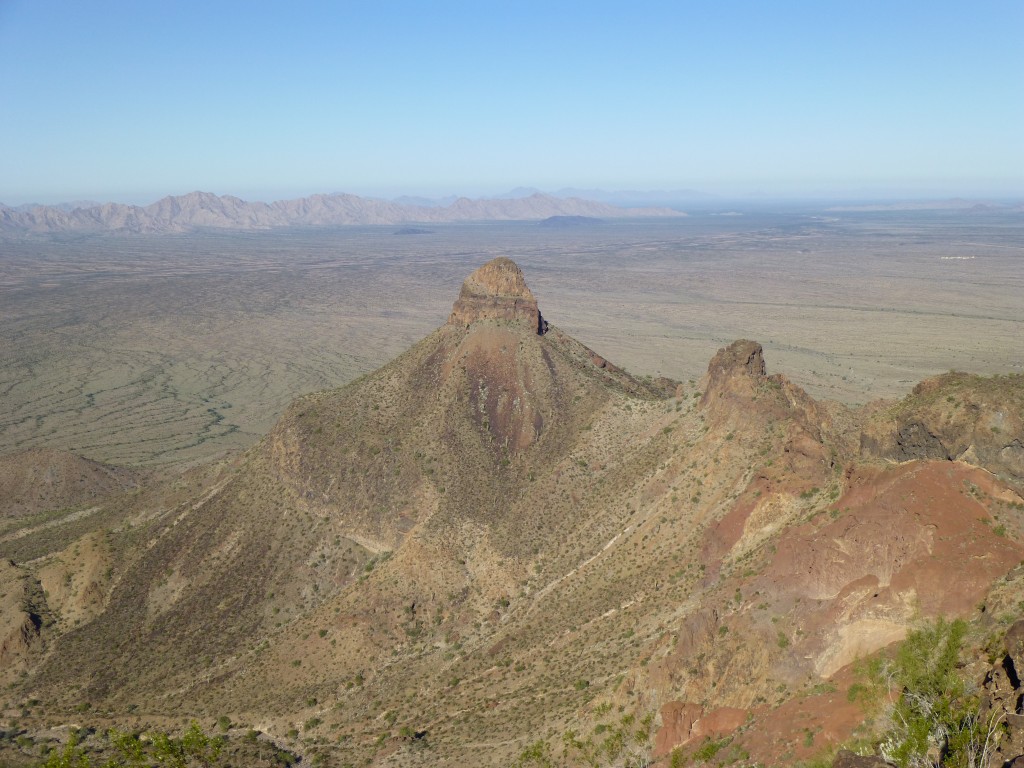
<box><xmin>0</xmin><ymin>189</ymin><xmax>684</xmax><ymax>235</ymax></box>
<box><xmin>489</xmin><ymin>186</ymin><xmax>544</xmax><ymax>199</ymax></box>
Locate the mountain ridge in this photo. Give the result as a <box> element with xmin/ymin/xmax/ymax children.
<box><xmin>0</xmin><ymin>259</ymin><xmax>1022</xmax><ymax>768</ymax></box>
<box><xmin>0</xmin><ymin>191</ymin><xmax>683</xmax><ymax>235</ymax></box>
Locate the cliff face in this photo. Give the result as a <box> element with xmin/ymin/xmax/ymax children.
<box><xmin>447</xmin><ymin>257</ymin><xmax>547</xmax><ymax>333</ymax></box>
<box><xmin>860</xmin><ymin>371</ymin><xmax>1024</xmax><ymax>492</ymax></box>
<box><xmin>0</xmin><ymin>560</ymin><xmax>50</xmax><ymax>684</ymax></box>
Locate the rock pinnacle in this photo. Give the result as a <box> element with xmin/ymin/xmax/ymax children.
<box><xmin>448</xmin><ymin>257</ymin><xmax>547</xmax><ymax>334</ymax></box>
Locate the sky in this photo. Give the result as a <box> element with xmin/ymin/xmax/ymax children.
<box><xmin>1</xmin><ymin>1</ymin><xmax>1021</xmax><ymax>205</ymax></box>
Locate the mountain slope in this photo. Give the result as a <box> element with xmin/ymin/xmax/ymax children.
<box><xmin>19</xmin><ymin>258</ymin><xmax>673</xmax><ymax>710</ymax></box>
<box><xmin>0</xmin><ymin>261</ymin><xmax>1022</xmax><ymax>768</ymax></box>
<box><xmin>0</xmin><ymin>448</ymin><xmax>144</xmax><ymax>519</ymax></box>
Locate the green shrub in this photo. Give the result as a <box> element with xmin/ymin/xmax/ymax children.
<box><xmin>513</xmin><ymin>739</ymin><xmax>553</xmax><ymax>768</ymax></box>
<box><xmin>694</xmin><ymin>735</ymin><xmax>731</xmax><ymax>762</ymax></box>
<box><xmin>879</xmin><ymin>618</ymin><xmax>999</xmax><ymax>768</ymax></box>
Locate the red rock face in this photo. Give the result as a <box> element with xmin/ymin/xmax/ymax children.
<box><xmin>700</xmin><ymin>339</ymin><xmax>765</xmax><ymax>406</ymax></box>
<box><xmin>765</xmin><ymin>462</ymin><xmax>1023</xmax><ymax>614</ymax></box>
<box><xmin>459</xmin><ymin>326</ymin><xmax>547</xmax><ymax>454</ymax></box>
<box><xmin>448</xmin><ymin>257</ymin><xmax>546</xmax><ymax>333</ymax></box>
<box><xmin>691</xmin><ymin>707</ymin><xmax>749</xmax><ymax>742</ymax></box>
<box><xmin>649</xmin><ymin>459</ymin><xmax>1024</xmax><ymax>761</ymax></box>
<box><xmin>653</xmin><ymin>703</ymin><xmax>748</xmax><ymax>757</ymax></box>
<box><xmin>654</xmin><ymin>701</ymin><xmax>702</xmax><ymax>756</ymax></box>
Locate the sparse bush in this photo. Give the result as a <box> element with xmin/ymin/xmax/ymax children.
<box><xmin>694</xmin><ymin>735</ymin><xmax>731</xmax><ymax>761</ymax></box>
<box><xmin>39</xmin><ymin>733</ymin><xmax>90</xmax><ymax>768</ymax></box>
<box><xmin>513</xmin><ymin>739</ymin><xmax>553</xmax><ymax>767</ymax></box>
<box><xmin>877</xmin><ymin>618</ymin><xmax>1001</xmax><ymax>768</ymax></box>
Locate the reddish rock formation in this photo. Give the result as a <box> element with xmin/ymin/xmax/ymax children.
<box><xmin>698</xmin><ymin>340</ymin><xmax>828</xmax><ymax>440</ymax></box>
<box><xmin>691</xmin><ymin>707</ymin><xmax>748</xmax><ymax>741</ymax></box>
<box><xmin>448</xmin><ymin>257</ymin><xmax>547</xmax><ymax>333</ymax></box>
<box><xmin>700</xmin><ymin>340</ymin><xmax>765</xmax><ymax>406</ymax></box>
<box><xmin>761</xmin><ymin>461</ymin><xmax>1023</xmax><ymax>677</ymax></box>
<box><xmin>655</xmin><ymin>701</ymin><xmax>702</xmax><ymax>756</ymax></box>
<box><xmin>654</xmin><ymin>702</ymin><xmax>748</xmax><ymax>756</ymax></box>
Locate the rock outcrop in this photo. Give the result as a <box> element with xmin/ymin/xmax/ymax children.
<box><xmin>448</xmin><ymin>257</ymin><xmax>547</xmax><ymax>333</ymax></box>
<box><xmin>981</xmin><ymin>619</ymin><xmax>1024</xmax><ymax>766</ymax></box>
<box><xmin>0</xmin><ymin>560</ymin><xmax>50</xmax><ymax>683</ymax></box>
<box><xmin>700</xmin><ymin>339</ymin><xmax>766</xmax><ymax>406</ymax></box>
<box><xmin>652</xmin><ymin>701</ymin><xmax>748</xmax><ymax>757</ymax></box>
<box><xmin>699</xmin><ymin>339</ymin><xmax>827</xmax><ymax>432</ymax></box>
<box><xmin>860</xmin><ymin>372</ymin><xmax>1024</xmax><ymax>492</ymax></box>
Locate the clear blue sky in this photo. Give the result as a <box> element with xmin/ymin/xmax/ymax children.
<box><xmin>1</xmin><ymin>1</ymin><xmax>1021</xmax><ymax>204</ymax></box>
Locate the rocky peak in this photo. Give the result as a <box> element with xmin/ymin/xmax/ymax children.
<box><xmin>709</xmin><ymin>339</ymin><xmax>766</xmax><ymax>378</ymax></box>
<box><xmin>700</xmin><ymin>340</ymin><xmax>766</xmax><ymax>405</ymax></box>
<box><xmin>699</xmin><ymin>339</ymin><xmax>829</xmax><ymax>440</ymax></box>
<box><xmin>448</xmin><ymin>257</ymin><xmax>547</xmax><ymax>333</ymax></box>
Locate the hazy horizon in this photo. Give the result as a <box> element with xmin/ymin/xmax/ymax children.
<box><xmin>2</xmin><ymin>1</ymin><xmax>1021</xmax><ymax>205</ymax></box>
<box><xmin>4</xmin><ymin>183</ymin><xmax>1024</xmax><ymax>211</ymax></box>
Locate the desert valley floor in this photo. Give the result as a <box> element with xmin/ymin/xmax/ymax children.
<box><xmin>2</xmin><ymin>209</ymin><xmax>1021</xmax><ymax>467</ymax></box>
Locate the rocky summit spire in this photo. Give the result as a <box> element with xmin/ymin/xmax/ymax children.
<box><xmin>448</xmin><ymin>257</ymin><xmax>547</xmax><ymax>334</ymax></box>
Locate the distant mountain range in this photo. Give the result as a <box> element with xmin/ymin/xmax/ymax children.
<box><xmin>0</xmin><ymin>190</ymin><xmax>683</xmax><ymax>235</ymax></box>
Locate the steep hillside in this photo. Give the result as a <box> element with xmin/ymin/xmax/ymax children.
<box><xmin>0</xmin><ymin>448</ymin><xmax>144</xmax><ymax>519</ymax></box>
<box><xmin>14</xmin><ymin>258</ymin><xmax>674</xmax><ymax>714</ymax></box>
<box><xmin>0</xmin><ymin>260</ymin><xmax>1022</xmax><ymax>768</ymax></box>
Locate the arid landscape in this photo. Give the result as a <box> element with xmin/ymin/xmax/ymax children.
<box><xmin>4</xmin><ymin>1</ymin><xmax>1022</xmax><ymax>765</ymax></box>
<box><xmin>1</xmin><ymin>209</ymin><xmax>1022</xmax><ymax>767</ymax></box>
<box><xmin>2</xmin><ymin>208</ymin><xmax>1021</xmax><ymax>467</ymax></box>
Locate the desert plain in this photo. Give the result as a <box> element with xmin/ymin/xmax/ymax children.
<box><xmin>1</xmin><ymin>208</ymin><xmax>1021</xmax><ymax>468</ymax></box>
